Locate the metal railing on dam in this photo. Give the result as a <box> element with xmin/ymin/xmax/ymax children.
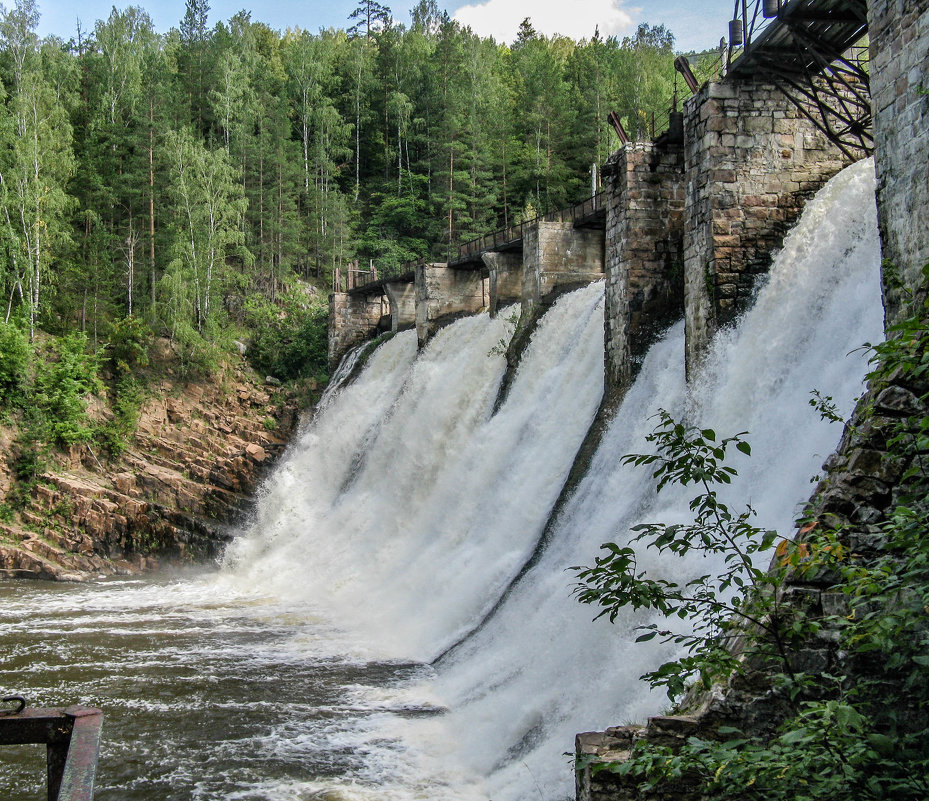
<box><xmin>345</xmin><ymin>191</ymin><xmax>605</xmax><ymax>295</ymax></box>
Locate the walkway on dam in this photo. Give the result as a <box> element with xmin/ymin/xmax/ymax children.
<box><xmin>724</xmin><ymin>0</ymin><xmax>871</xmax><ymax>155</ymax></box>
<box><xmin>346</xmin><ymin>192</ymin><xmax>605</xmax><ymax>297</ymax></box>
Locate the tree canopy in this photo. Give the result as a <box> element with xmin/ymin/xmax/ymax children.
<box><xmin>0</xmin><ymin>0</ymin><xmax>680</xmax><ymax>353</ymax></box>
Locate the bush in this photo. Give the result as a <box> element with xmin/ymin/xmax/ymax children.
<box><xmin>106</xmin><ymin>315</ymin><xmax>152</xmax><ymax>377</ymax></box>
<box><xmin>0</xmin><ymin>321</ymin><xmax>30</xmax><ymax>408</ymax></box>
<box><xmin>34</xmin><ymin>333</ymin><xmax>103</xmax><ymax>447</ymax></box>
<box><xmin>96</xmin><ymin>375</ymin><xmax>145</xmax><ymax>458</ymax></box>
<box><xmin>245</xmin><ymin>294</ymin><xmax>328</xmax><ymax>382</ymax></box>
<box><xmin>170</xmin><ymin>321</ymin><xmax>221</xmax><ymax>380</ymax></box>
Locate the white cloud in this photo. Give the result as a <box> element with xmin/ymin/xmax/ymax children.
<box><xmin>452</xmin><ymin>0</ymin><xmax>636</xmax><ymax>44</ymax></box>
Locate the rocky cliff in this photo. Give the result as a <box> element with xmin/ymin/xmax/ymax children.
<box><xmin>0</xmin><ymin>349</ymin><xmax>301</xmax><ymax>581</ymax></box>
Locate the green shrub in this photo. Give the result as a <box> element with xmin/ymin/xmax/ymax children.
<box><xmin>97</xmin><ymin>375</ymin><xmax>145</xmax><ymax>458</ymax></box>
<box><xmin>171</xmin><ymin>322</ymin><xmax>220</xmax><ymax>380</ymax></box>
<box><xmin>7</xmin><ymin>421</ymin><xmax>49</xmax><ymax>509</ymax></box>
<box><xmin>34</xmin><ymin>333</ymin><xmax>103</xmax><ymax>447</ymax></box>
<box><xmin>0</xmin><ymin>321</ymin><xmax>30</xmax><ymax>407</ymax></box>
<box><xmin>245</xmin><ymin>294</ymin><xmax>328</xmax><ymax>382</ymax></box>
<box><xmin>106</xmin><ymin>315</ymin><xmax>152</xmax><ymax>376</ymax></box>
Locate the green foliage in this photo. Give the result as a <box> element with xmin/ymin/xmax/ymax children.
<box><xmin>169</xmin><ymin>321</ymin><xmax>221</xmax><ymax>380</ymax></box>
<box><xmin>607</xmin><ymin>501</ymin><xmax>929</xmax><ymax>800</ymax></box>
<box><xmin>573</xmin><ymin>410</ymin><xmax>810</xmax><ymax>699</ymax></box>
<box><xmin>808</xmin><ymin>388</ymin><xmax>844</xmax><ymax>424</ymax></box>
<box><xmin>578</xmin><ymin>271</ymin><xmax>929</xmax><ymax>800</ymax></box>
<box><xmin>0</xmin><ymin>320</ymin><xmax>30</xmax><ymax>406</ymax></box>
<box><xmin>96</xmin><ymin>375</ymin><xmax>145</xmax><ymax>458</ymax></box>
<box><xmin>604</xmin><ymin>687</ymin><xmax>929</xmax><ymax>800</ymax></box>
<box><xmin>33</xmin><ymin>333</ymin><xmax>103</xmax><ymax>447</ymax></box>
<box><xmin>105</xmin><ymin>315</ymin><xmax>153</xmax><ymax>376</ymax></box>
<box><xmin>7</xmin><ymin>417</ymin><xmax>49</xmax><ymax>509</ymax></box>
<box><xmin>245</xmin><ymin>293</ymin><xmax>329</xmax><ymax>382</ymax></box>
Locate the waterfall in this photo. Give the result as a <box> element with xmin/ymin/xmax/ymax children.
<box><xmin>227</xmin><ymin>282</ymin><xmax>607</xmax><ymax>662</ymax></box>
<box><xmin>217</xmin><ymin>158</ymin><xmax>882</xmax><ymax>800</ymax></box>
<box><xmin>429</xmin><ymin>157</ymin><xmax>883</xmax><ymax>800</ymax></box>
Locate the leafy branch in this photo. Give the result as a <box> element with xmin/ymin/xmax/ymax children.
<box><xmin>573</xmin><ymin>409</ymin><xmax>815</xmax><ymax>698</ymax></box>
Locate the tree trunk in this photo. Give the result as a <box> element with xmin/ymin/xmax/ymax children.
<box><xmin>149</xmin><ymin>98</ymin><xmax>157</xmax><ymax>314</ymax></box>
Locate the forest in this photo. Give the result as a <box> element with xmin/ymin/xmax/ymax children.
<box><xmin>0</xmin><ymin>0</ymin><xmax>688</xmax><ymax>398</ymax></box>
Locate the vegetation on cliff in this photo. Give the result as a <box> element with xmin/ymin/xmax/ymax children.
<box><xmin>574</xmin><ymin>267</ymin><xmax>929</xmax><ymax>799</ymax></box>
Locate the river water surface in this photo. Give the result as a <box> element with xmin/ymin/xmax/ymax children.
<box><xmin>1</xmin><ymin>575</ymin><xmax>453</xmax><ymax>801</ymax></box>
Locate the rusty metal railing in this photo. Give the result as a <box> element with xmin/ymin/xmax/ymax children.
<box><xmin>0</xmin><ymin>697</ymin><xmax>103</xmax><ymax>801</ymax></box>
<box><xmin>446</xmin><ymin>191</ymin><xmax>606</xmax><ymax>268</ymax></box>
<box><xmin>346</xmin><ymin>191</ymin><xmax>607</xmax><ymax>293</ymax></box>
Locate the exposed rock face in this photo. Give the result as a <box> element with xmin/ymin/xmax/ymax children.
<box><xmin>0</xmin><ymin>364</ymin><xmax>299</xmax><ymax>581</ymax></box>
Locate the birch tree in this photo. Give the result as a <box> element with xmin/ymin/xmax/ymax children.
<box><xmin>162</xmin><ymin>128</ymin><xmax>247</xmax><ymax>336</ymax></box>
<box><xmin>0</xmin><ymin>0</ymin><xmax>75</xmax><ymax>339</ymax></box>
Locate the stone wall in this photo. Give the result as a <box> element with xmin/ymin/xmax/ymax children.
<box><xmin>683</xmin><ymin>78</ymin><xmax>849</xmax><ymax>374</ymax></box>
<box><xmin>603</xmin><ymin>142</ymin><xmax>685</xmax><ymax>398</ymax></box>
<box><xmin>481</xmin><ymin>250</ymin><xmax>523</xmax><ymax>317</ymax></box>
<box><xmin>328</xmin><ymin>291</ymin><xmax>386</xmax><ymax>370</ymax></box>
<box><xmin>415</xmin><ymin>262</ymin><xmax>488</xmax><ymax>347</ymax></box>
<box><xmin>869</xmin><ymin>0</ymin><xmax>929</xmax><ymax>320</ymax></box>
<box><xmin>384</xmin><ymin>279</ymin><xmax>417</xmax><ymax>332</ymax></box>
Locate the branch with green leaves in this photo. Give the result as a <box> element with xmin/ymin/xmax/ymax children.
<box><xmin>573</xmin><ymin>409</ymin><xmax>820</xmax><ymax>699</ymax></box>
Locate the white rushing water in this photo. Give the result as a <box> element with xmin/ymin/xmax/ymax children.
<box><xmin>217</xmin><ymin>158</ymin><xmax>882</xmax><ymax>799</ymax></box>
<box><xmin>428</xmin><ymin>157</ymin><xmax>883</xmax><ymax>800</ymax></box>
<box><xmin>0</xmin><ymin>159</ymin><xmax>882</xmax><ymax>801</ymax></box>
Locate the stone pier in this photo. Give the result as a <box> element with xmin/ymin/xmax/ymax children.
<box><xmin>328</xmin><ymin>291</ymin><xmax>386</xmax><ymax>370</ymax></box>
<box><xmin>520</xmin><ymin>220</ymin><xmax>604</xmax><ymax>320</ymax></box>
<box><xmin>415</xmin><ymin>263</ymin><xmax>488</xmax><ymax>348</ymax></box>
<box><xmin>481</xmin><ymin>250</ymin><xmax>523</xmax><ymax>317</ymax></box>
<box><xmin>603</xmin><ymin>141</ymin><xmax>685</xmax><ymax>398</ymax></box>
<box><xmin>683</xmin><ymin>78</ymin><xmax>848</xmax><ymax>375</ymax></box>
<box><xmin>384</xmin><ymin>280</ymin><xmax>417</xmax><ymax>332</ymax></box>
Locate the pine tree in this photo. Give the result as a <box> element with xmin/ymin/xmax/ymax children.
<box><xmin>347</xmin><ymin>0</ymin><xmax>391</xmax><ymax>39</ymax></box>
<box><xmin>179</xmin><ymin>0</ymin><xmax>212</xmax><ymax>132</ymax></box>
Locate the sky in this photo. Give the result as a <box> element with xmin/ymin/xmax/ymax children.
<box><xmin>33</xmin><ymin>0</ymin><xmax>732</xmax><ymax>54</ymax></box>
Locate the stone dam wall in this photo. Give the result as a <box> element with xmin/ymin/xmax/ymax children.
<box><xmin>328</xmin><ymin>57</ymin><xmax>857</xmax><ymax>399</ymax></box>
